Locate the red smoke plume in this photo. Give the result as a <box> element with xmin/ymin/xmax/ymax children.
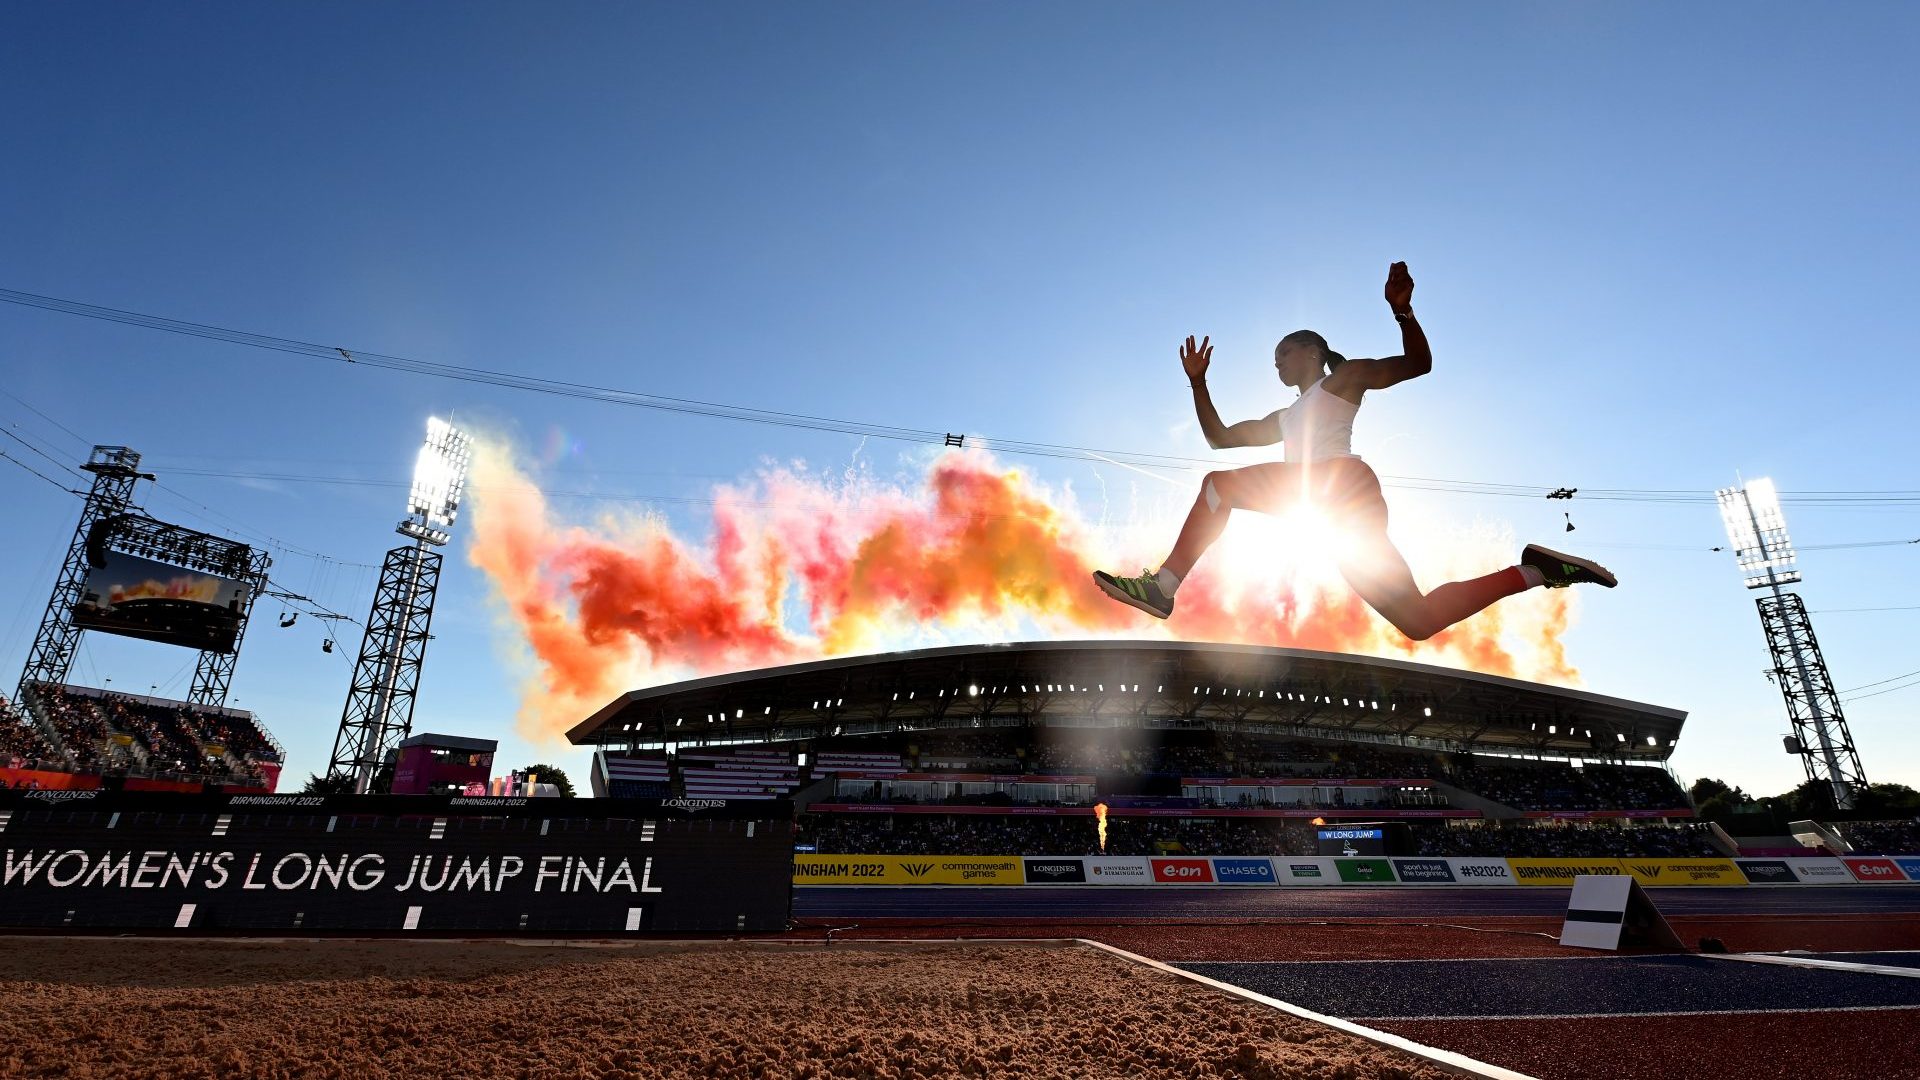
<box><xmin>468</xmin><ymin>444</ymin><xmax>1579</xmax><ymax>741</ymax></box>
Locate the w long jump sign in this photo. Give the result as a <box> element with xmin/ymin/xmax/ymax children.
<box><xmin>0</xmin><ymin>792</ymin><xmax>792</xmax><ymax>934</ymax></box>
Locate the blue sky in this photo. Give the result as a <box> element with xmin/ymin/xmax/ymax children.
<box><xmin>2</xmin><ymin>4</ymin><xmax>1915</xmax><ymax>797</ymax></box>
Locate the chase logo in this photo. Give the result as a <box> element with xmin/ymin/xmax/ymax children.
<box><xmin>902</xmin><ymin>861</ymin><xmax>934</xmax><ymax>878</ymax></box>
<box><xmin>1212</xmin><ymin>859</ymin><xmax>1275</xmax><ymax>883</ymax></box>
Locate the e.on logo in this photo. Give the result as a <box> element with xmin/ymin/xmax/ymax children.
<box><xmin>1151</xmin><ymin>859</ymin><xmax>1214</xmax><ymax>884</ymax></box>
<box><xmin>1845</xmin><ymin>859</ymin><xmax>1905</xmax><ymax>882</ymax></box>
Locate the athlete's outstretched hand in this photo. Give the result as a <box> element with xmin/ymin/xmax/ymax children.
<box><xmin>1181</xmin><ymin>335</ymin><xmax>1212</xmax><ymax>382</ymax></box>
<box><xmin>1385</xmin><ymin>262</ymin><xmax>1414</xmax><ymax>313</ymax></box>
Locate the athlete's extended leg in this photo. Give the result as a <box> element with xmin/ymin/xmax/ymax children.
<box><xmin>1337</xmin><ymin>533</ymin><xmax>1617</xmax><ymax>642</ymax></box>
<box><xmin>1336</xmin><ymin>533</ymin><xmax>1525</xmax><ymax>641</ymax></box>
<box><xmin>1094</xmin><ymin>463</ymin><xmax>1298</xmax><ymax>619</ymax></box>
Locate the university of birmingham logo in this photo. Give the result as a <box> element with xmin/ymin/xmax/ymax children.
<box><xmin>902</xmin><ymin>861</ymin><xmax>934</xmax><ymax>878</ymax></box>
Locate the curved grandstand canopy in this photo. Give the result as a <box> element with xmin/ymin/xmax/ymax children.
<box><xmin>571</xmin><ymin>641</ymin><xmax>1687</xmax><ymax>762</ymax></box>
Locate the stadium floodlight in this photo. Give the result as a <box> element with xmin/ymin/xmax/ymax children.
<box><xmin>398</xmin><ymin>417</ymin><xmax>473</xmax><ymax>547</ymax></box>
<box><xmin>406</xmin><ymin>417</ymin><xmax>473</xmax><ymax>535</ymax></box>
<box><xmin>1716</xmin><ymin>477</ymin><xmax>1800</xmax><ymax>590</ymax></box>
<box><xmin>330</xmin><ymin>416</ymin><xmax>473</xmax><ymax>792</ymax></box>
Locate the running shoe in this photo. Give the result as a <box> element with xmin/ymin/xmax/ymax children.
<box><xmin>1094</xmin><ymin>568</ymin><xmax>1175</xmax><ymax>619</ymax></box>
<box><xmin>1521</xmin><ymin>544</ymin><xmax>1618</xmax><ymax>589</ymax></box>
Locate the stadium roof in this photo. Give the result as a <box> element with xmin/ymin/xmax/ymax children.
<box><xmin>571</xmin><ymin>640</ymin><xmax>1688</xmax><ymax>763</ymax></box>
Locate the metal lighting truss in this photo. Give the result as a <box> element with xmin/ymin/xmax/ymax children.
<box><xmin>17</xmin><ymin>447</ymin><xmax>151</xmax><ymax>701</ymax></box>
<box><xmin>328</xmin><ymin>418</ymin><xmax>473</xmax><ymax>793</ymax></box>
<box><xmin>1717</xmin><ymin>478</ymin><xmax>1864</xmax><ymax>809</ymax></box>
<box><xmin>18</xmin><ymin>447</ymin><xmax>269</xmax><ymax>709</ymax></box>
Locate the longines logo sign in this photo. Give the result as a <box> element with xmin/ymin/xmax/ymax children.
<box><xmin>661</xmin><ymin>798</ymin><xmax>728</xmax><ymax>811</ymax></box>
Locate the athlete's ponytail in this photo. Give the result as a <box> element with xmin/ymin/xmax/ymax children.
<box><xmin>1280</xmin><ymin>329</ymin><xmax>1345</xmax><ymax>373</ymax></box>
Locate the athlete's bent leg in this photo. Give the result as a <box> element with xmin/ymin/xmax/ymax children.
<box><xmin>1093</xmin><ymin>463</ymin><xmax>1298</xmax><ymax>619</ymax></box>
<box><xmin>1160</xmin><ymin>464</ymin><xmax>1296</xmax><ymax>580</ymax></box>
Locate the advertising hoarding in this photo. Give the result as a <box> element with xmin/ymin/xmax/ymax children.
<box><xmin>0</xmin><ymin>792</ymin><xmax>790</xmax><ymax>933</ymax></box>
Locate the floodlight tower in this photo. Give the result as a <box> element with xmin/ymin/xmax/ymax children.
<box><xmin>1716</xmin><ymin>478</ymin><xmax>1865</xmax><ymax>809</ymax></box>
<box><xmin>16</xmin><ymin>447</ymin><xmax>153</xmax><ymax>700</ymax></box>
<box><xmin>328</xmin><ymin>418</ymin><xmax>473</xmax><ymax>794</ymax></box>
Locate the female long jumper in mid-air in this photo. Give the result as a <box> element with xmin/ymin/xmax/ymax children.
<box><xmin>1094</xmin><ymin>262</ymin><xmax>1615</xmax><ymax>639</ymax></box>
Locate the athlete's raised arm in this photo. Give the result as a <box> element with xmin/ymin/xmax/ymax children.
<box><xmin>1184</xmin><ymin>335</ymin><xmax>1284</xmax><ymax>449</ymax></box>
<box><xmin>1328</xmin><ymin>262</ymin><xmax>1432</xmax><ymax>394</ymax></box>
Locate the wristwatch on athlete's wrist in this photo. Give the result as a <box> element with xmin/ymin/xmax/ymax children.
<box><xmin>1393</xmin><ymin>308</ymin><xmax>1415</xmax><ymax>323</ymax></box>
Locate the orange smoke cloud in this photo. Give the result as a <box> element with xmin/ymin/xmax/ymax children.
<box><xmin>467</xmin><ymin>443</ymin><xmax>1578</xmax><ymax>741</ymax></box>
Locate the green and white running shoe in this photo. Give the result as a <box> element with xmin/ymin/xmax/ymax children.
<box><xmin>1521</xmin><ymin>544</ymin><xmax>1618</xmax><ymax>589</ymax></box>
<box><xmin>1094</xmin><ymin>568</ymin><xmax>1174</xmax><ymax>619</ymax></box>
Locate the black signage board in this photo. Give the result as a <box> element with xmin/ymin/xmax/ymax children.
<box><xmin>0</xmin><ymin>794</ymin><xmax>792</xmax><ymax>935</ymax></box>
<box><xmin>1022</xmin><ymin>858</ymin><xmax>1087</xmax><ymax>883</ymax></box>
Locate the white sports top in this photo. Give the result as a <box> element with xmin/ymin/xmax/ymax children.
<box><xmin>1279</xmin><ymin>378</ymin><xmax>1360</xmax><ymax>462</ymax></box>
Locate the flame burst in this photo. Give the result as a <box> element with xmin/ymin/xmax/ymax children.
<box><xmin>1094</xmin><ymin>802</ymin><xmax>1108</xmax><ymax>853</ymax></box>
<box><xmin>468</xmin><ymin>442</ymin><xmax>1579</xmax><ymax>741</ymax></box>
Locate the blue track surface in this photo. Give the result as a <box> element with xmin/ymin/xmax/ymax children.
<box><xmin>793</xmin><ymin>884</ymin><xmax>1920</xmax><ymax>921</ymax></box>
<box><xmin>1176</xmin><ymin>955</ymin><xmax>1920</xmax><ymax>1019</ymax></box>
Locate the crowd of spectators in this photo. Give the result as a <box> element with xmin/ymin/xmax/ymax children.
<box><xmin>1834</xmin><ymin>819</ymin><xmax>1920</xmax><ymax>855</ymax></box>
<box><xmin>10</xmin><ymin>684</ymin><xmax>278</xmax><ymax>785</ymax></box>
<box><xmin>799</xmin><ymin>814</ymin><xmax>1723</xmax><ymax>858</ymax></box>
<box><xmin>855</xmin><ymin>728</ymin><xmax>1457</xmax><ymax>781</ymax></box>
<box><xmin>1</xmin><ymin>694</ymin><xmax>68</xmax><ymax>776</ymax></box>
<box><xmin>1410</xmin><ymin>822</ymin><xmax>1720</xmax><ymax>858</ymax></box>
<box><xmin>798</xmin><ymin>814</ymin><xmax>1321</xmax><ymax>857</ymax></box>
<box><xmin>802</xmin><ymin>810</ymin><xmax>1735</xmax><ymax>853</ymax></box>
<box><xmin>1455</xmin><ymin>759</ymin><xmax>1688</xmax><ymax>813</ymax></box>
<box><xmin>814</xmin><ymin>728</ymin><xmax>1690</xmax><ymax>815</ymax></box>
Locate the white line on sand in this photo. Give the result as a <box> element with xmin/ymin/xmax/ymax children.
<box><xmin>1080</xmin><ymin>939</ymin><xmax>1538</xmax><ymax>1080</ymax></box>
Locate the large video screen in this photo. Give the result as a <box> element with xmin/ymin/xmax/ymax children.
<box><xmin>72</xmin><ymin>551</ymin><xmax>251</xmax><ymax>653</ymax></box>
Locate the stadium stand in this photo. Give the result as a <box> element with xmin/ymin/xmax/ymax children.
<box><xmin>592</xmin><ymin>751</ymin><xmax>672</xmax><ymax>798</ymax></box>
<box><xmin>799</xmin><ymin>813</ymin><xmax>1322</xmax><ymax>858</ymax></box>
<box><xmin>0</xmin><ymin>694</ymin><xmax>69</xmax><ymax>778</ymax></box>
<box><xmin>1450</xmin><ymin>756</ymin><xmax>1689</xmax><ymax>813</ymax></box>
<box><xmin>1410</xmin><ymin>821</ymin><xmax>1722</xmax><ymax>858</ymax></box>
<box><xmin>798</xmin><ymin>812</ymin><xmax>1722</xmax><ymax>858</ymax></box>
<box><xmin>678</xmin><ymin>747</ymin><xmax>801</xmax><ymax>800</ymax></box>
<box><xmin>1832</xmin><ymin>819</ymin><xmax>1920</xmax><ymax>856</ymax></box>
<box><xmin>806</xmin><ymin>737</ymin><xmax>902</xmax><ymax>772</ymax></box>
<box><xmin>11</xmin><ymin>682</ymin><xmax>280</xmax><ymax>788</ymax></box>
<box><xmin>797</xmin><ymin>726</ymin><xmax>1689</xmax><ymax>817</ymax></box>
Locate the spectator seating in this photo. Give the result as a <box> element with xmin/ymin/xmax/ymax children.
<box><xmin>797</xmin><ymin>813</ymin><xmax>1724</xmax><ymax>858</ymax></box>
<box><xmin>13</xmin><ymin>683</ymin><xmax>279</xmax><ymax>787</ymax></box>
<box><xmin>592</xmin><ymin>751</ymin><xmax>672</xmax><ymax>798</ymax></box>
<box><xmin>1410</xmin><ymin>821</ymin><xmax>1721</xmax><ymax>858</ymax></box>
<box><xmin>1833</xmin><ymin>819</ymin><xmax>1920</xmax><ymax>855</ymax></box>
<box><xmin>678</xmin><ymin>748</ymin><xmax>800</xmax><ymax>800</ymax></box>
<box><xmin>812</xmin><ymin>747</ymin><xmax>905</xmax><ymax>776</ymax></box>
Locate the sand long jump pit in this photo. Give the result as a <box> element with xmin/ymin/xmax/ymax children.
<box><xmin>0</xmin><ymin>937</ymin><xmax>1487</xmax><ymax>1079</ymax></box>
